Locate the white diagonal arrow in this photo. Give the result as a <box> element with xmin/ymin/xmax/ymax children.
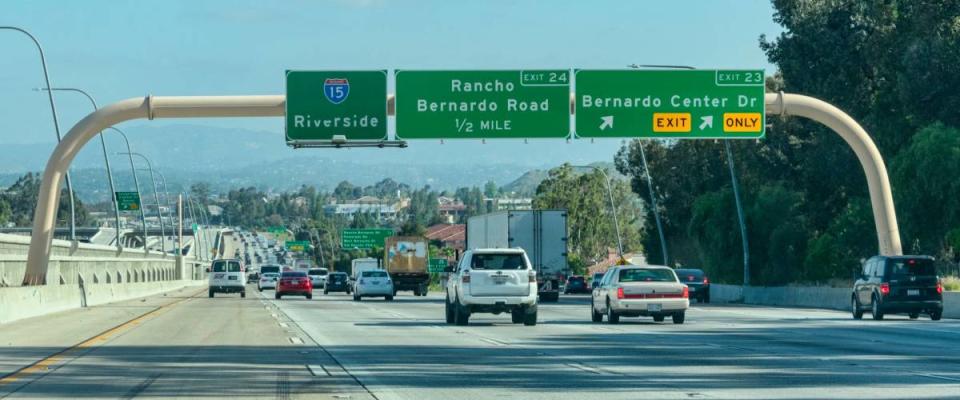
<box><xmin>599</xmin><ymin>116</ymin><xmax>614</xmax><ymax>131</ymax></box>
<box><xmin>699</xmin><ymin>115</ymin><xmax>713</xmax><ymax>130</ymax></box>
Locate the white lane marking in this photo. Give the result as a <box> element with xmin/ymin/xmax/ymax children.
<box><xmin>289</xmin><ymin>336</ymin><xmax>304</xmax><ymax>344</ymax></box>
<box><xmin>914</xmin><ymin>373</ymin><xmax>960</xmax><ymax>382</ymax></box>
<box><xmin>479</xmin><ymin>338</ymin><xmax>509</xmax><ymax>346</ymax></box>
<box><xmin>279</xmin><ymin>322</ymin><xmax>289</xmax><ymax>328</ymax></box>
<box><xmin>567</xmin><ymin>363</ymin><xmax>605</xmax><ymax>375</ymax></box>
<box><xmin>307</xmin><ymin>364</ymin><xmax>331</xmax><ymax>377</ymax></box>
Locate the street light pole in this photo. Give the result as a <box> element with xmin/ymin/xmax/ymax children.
<box><xmin>37</xmin><ymin>87</ymin><xmax>120</xmax><ymax>248</ymax></box>
<box><xmin>638</xmin><ymin>145</ymin><xmax>669</xmax><ymax>266</ymax></box>
<box><xmin>1</xmin><ymin>26</ymin><xmax>76</xmax><ymax>241</ymax></box>
<box><xmin>725</xmin><ymin>142</ymin><xmax>751</xmax><ymax>286</ymax></box>
<box><xmin>120</xmin><ymin>152</ymin><xmax>166</xmax><ymax>254</ymax></box>
<box><xmin>152</xmin><ymin>170</ymin><xmax>176</xmax><ymax>254</ymax></box>
<box><xmin>108</xmin><ymin>128</ymin><xmax>148</xmax><ymax>251</ymax></box>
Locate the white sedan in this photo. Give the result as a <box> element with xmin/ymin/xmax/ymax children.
<box><xmin>591</xmin><ymin>265</ymin><xmax>689</xmax><ymax>324</ymax></box>
<box><xmin>258</xmin><ymin>273</ymin><xmax>279</xmax><ymax>291</ymax></box>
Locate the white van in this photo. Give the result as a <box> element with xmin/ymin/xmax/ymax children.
<box><xmin>208</xmin><ymin>259</ymin><xmax>246</xmax><ymax>298</ymax></box>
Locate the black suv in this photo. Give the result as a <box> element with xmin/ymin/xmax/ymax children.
<box><xmin>852</xmin><ymin>255</ymin><xmax>943</xmax><ymax>320</ymax></box>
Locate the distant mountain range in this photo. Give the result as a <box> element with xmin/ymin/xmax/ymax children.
<box><xmin>0</xmin><ymin>124</ymin><xmax>627</xmax><ymax>202</ymax></box>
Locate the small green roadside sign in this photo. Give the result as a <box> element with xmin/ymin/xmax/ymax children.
<box><xmin>341</xmin><ymin>228</ymin><xmax>393</xmax><ymax>249</ymax></box>
<box><xmin>285</xmin><ymin>70</ymin><xmax>388</xmax><ymax>144</ymax></box>
<box><xmin>285</xmin><ymin>240</ymin><xmax>310</xmax><ymax>252</ymax></box>
<box><xmin>395</xmin><ymin>70</ymin><xmax>571</xmax><ymax>139</ymax></box>
<box><xmin>115</xmin><ymin>192</ymin><xmax>141</xmax><ymax>211</ymax></box>
<box><xmin>575</xmin><ymin>70</ymin><xmax>765</xmax><ymax>139</ymax></box>
<box><xmin>428</xmin><ymin>258</ymin><xmax>448</xmax><ymax>273</ymax></box>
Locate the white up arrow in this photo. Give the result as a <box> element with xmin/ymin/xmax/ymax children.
<box><xmin>599</xmin><ymin>116</ymin><xmax>614</xmax><ymax>131</ymax></box>
<box><xmin>699</xmin><ymin>115</ymin><xmax>714</xmax><ymax>130</ymax></box>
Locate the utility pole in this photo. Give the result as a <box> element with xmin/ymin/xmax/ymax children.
<box><xmin>725</xmin><ymin>142</ymin><xmax>750</xmax><ymax>286</ymax></box>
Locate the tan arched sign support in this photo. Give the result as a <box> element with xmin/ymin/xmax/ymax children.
<box><xmin>22</xmin><ymin>93</ymin><xmax>902</xmax><ymax>285</ymax></box>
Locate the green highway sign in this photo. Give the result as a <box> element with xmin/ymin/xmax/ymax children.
<box><xmin>268</xmin><ymin>226</ymin><xmax>286</xmax><ymax>234</ymax></box>
<box><xmin>341</xmin><ymin>228</ymin><xmax>393</xmax><ymax>249</ymax></box>
<box><xmin>575</xmin><ymin>70</ymin><xmax>765</xmax><ymax>139</ymax></box>
<box><xmin>428</xmin><ymin>258</ymin><xmax>448</xmax><ymax>273</ymax></box>
<box><xmin>285</xmin><ymin>240</ymin><xmax>310</xmax><ymax>252</ymax></box>
<box><xmin>285</xmin><ymin>70</ymin><xmax>388</xmax><ymax>144</ymax></box>
<box><xmin>115</xmin><ymin>192</ymin><xmax>141</xmax><ymax>211</ymax></box>
<box><xmin>395</xmin><ymin>70</ymin><xmax>571</xmax><ymax>139</ymax></box>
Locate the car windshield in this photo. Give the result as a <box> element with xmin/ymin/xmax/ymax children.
<box><xmin>619</xmin><ymin>268</ymin><xmax>677</xmax><ymax>282</ymax></box>
<box><xmin>260</xmin><ymin>266</ymin><xmax>280</xmax><ymax>274</ymax></box>
<box><xmin>471</xmin><ymin>253</ymin><xmax>526</xmax><ymax>270</ymax></box>
<box><xmin>281</xmin><ymin>272</ymin><xmax>306</xmax><ymax>278</ymax></box>
<box><xmin>211</xmin><ymin>260</ymin><xmax>241</xmax><ymax>272</ymax></box>
<box><xmin>330</xmin><ymin>274</ymin><xmax>346</xmax><ymax>282</ymax></box>
<box><xmin>308</xmin><ymin>269</ymin><xmax>328</xmax><ymax>276</ymax></box>
<box><xmin>886</xmin><ymin>258</ymin><xmax>935</xmax><ymax>277</ymax></box>
<box><xmin>569</xmin><ymin>277</ymin><xmax>585</xmax><ymax>283</ymax></box>
<box><xmin>262</xmin><ymin>273</ymin><xmax>279</xmax><ymax>278</ymax></box>
<box><xmin>362</xmin><ymin>270</ymin><xmax>388</xmax><ymax>278</ymax></box>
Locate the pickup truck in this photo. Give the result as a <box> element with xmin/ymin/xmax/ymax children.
<box><xmin>444</xmin><ymin>248</ymin><xmax>538</xmax><ymax>326</ymax></box>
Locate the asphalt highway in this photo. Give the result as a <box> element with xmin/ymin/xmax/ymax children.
<box><xmin>2</xmin><ymin>287</ymin><xmax>958</xmax><ymax>399</ymax></box>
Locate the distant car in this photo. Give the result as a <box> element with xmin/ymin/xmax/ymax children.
<box><xmin>308</xmin><ymin>268</ymin><xmax>329</xmax><ymax>288</ymax></box>
<box><xmin>276</xmin><ymin>271</ymin><xmax>312</xmax><ymax>300</ymax></box>
<box><xmin>564</xmin><ymin>275</ymin><xmax>590</xmax><ymax>294</ymax></box>
<box><xmin>247</xmin><ymin>269</ymin><xmax>260</xmax><ymax>283</ymax></box>
<box><xmin>324</xmin><ymin>272</ymin><xmax>350</xmax><ymax>294</ymax></box>
<box><xmin>258</xmin><ymin>273</ymin><xmax>279</xmax><ymax>291</ymax></box>
<box><xmin>591</xmin><ymin>272</ymin><xmax>606</xmax><ymax>289</ymax></box>
<box><xmin>674</xmin><ymin>268</ymin><xmax>710</xmax><ymax>303</ymax></box>
<box><xmin>353</xmin><ymin>270</ymin><xmax>394</xmax><ymax>301</ymax></box>
<box><xmin>591</xmin><ymin>265</ymin><xmax>689</xmax><ymax>324</ymax></box>
<box><xmin>208</xmin><ymin>259</ymin><xmax>246</xmax><ymax>298</ymax></box>
<box><xmin>852</xmin><ymin>255</ymin><xmax>943</xmax><ymax>320</ymax></box>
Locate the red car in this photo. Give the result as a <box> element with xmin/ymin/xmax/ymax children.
<box><xmin>276</xmin><ymin>271</ymin><xmax>313</xmax><ymax>300</ymax></box>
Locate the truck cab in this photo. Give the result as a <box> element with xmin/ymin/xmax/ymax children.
<box><xmin>445</xmin><ymin>248</ymin><xmax>538</xmax><ymax>326</ymax></box>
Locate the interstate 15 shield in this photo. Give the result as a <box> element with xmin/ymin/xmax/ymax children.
<box><xmin>323</xmin><ymin>78</ymin><xmax>350</xmax><ymax>104</ymax></box>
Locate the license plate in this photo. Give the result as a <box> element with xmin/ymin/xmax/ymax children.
<box><xmin>228</xmin><ymin>276</ymin><xmax>237</xmax><ymax>280</ymax></box>
<box><xmin>647</xmin><ymin>304</ymin><xmax>662</xmax><ymax>312</ymax></box>
<box><xmin>908</xmin><ymin>289</ymin><xmax>920</xmax><ymax>296</ymax></box>
<box><xmin>371</xmin><ymin>281</ymin><xmax>380</xmax><ymax>285</ymax></box>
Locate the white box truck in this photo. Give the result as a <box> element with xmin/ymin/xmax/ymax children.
<box><xmin>466</xmin><ymin>210</ymin><xmax>568</xmax><ymax>302</ymax></box>
<box><xmin>351</xmin><ymin>257</ymin><xmax>380</xmax><ymax>281</ymax></box>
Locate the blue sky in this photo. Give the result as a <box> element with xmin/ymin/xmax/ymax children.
<box><xmin>0</xmin><ymin>0</ymin><xmax>782</xmax><ymax>167</ymax></box>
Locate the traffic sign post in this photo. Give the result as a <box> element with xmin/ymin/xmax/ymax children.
<box><xmin>395</xmin><ymin>70</ymin><xmax>570</xmax><ymax>139</ymax></box>
<box><xmin>285</xmin><ymin>70</ymin><xmax>388</xmax><ymax>145</ymax></box>
<box><xmin>115</xmin><ymin>192</ymin><xmax>141</xmax><ymax>211</ymax></box>
<box><xmin>428</xmin><ymin>258</ymin><xmax>448</xmax><ymax>273</ymax></box>
<box><xmin>285</xmin><ymin>240</ymin><xmax>310</xmax><ymax>252</ymax></box>
<box><xmin>341</xmin><ymin>228</ymin><xmax>393</xmax><ymax>249</ymax></box>
<box><xmin>575</xmin><ymin>70</ymin><xmax>765</xmax><ymax>139</ymax></box>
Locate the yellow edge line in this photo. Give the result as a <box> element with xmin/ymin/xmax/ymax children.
<box><xmin>0</xmin><ymin>288</ymin><xmax>203</xmax><ymax>387</ymax></box>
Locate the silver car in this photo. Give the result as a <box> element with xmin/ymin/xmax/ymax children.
<box><xmin>352</xmin><ymin>270</ymin><xmax>394</xmax><ymax>301</ymax></box>
<box><xmin>591</xmin><ymin>265</ymin><xmax>689</xmax><ymax>324</ymax></box>
<box><xmin>258</xmin><ymin>272</ymin><xmax>279</xmax><ymax>291</ymax></box>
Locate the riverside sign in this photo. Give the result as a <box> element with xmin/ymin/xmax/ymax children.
<box><xmin>284</xmin><ymin>69</ymin><xmax>764</xmax><ymax>142</ymax></box>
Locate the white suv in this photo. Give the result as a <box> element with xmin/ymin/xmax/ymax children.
<box><xmin>445</xmin><ymin>249</ymin><xmax>538</xmax><ymax>326</ymax></box>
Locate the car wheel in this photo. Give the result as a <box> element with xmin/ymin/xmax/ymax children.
<box><xmin>511</xmin><ymin>309</ymin><xmax>524</xmax><ymax>324</ymax></box>
<box><xmin>672</xmin><ymin>312</ymin><xmax>685</xmax><ymax>324</ymax></box>
<box><xmin>454</xmin><ymin>299</ymin><xmax>470</xmax><ymax>326</ymax></box>
<box><xmin>306</xmin><ymin>293</ymin><xmax>312</xmax><ymax>300</ymax></box>
<box><xmin>653</xmin><ymin>315</ymin><xmax>665</xmax><ymax>322</ymax></box>
<box><xmin>386</xmin><ymin>295</ymin><xmax>393</xmax><ymax>301</ymax></box>
<box><xmin>703</xmin><ymin>293</ymin><xmax>710</xmax><ymax>304</ymax></box>
<box><xmin>353</xmin><ymin>294</ymin><xmax>360</xmax><ymax>302</ymax></box>
<box><xmin>931</xmin><ymin>310</ymin><xmax>943</xmax><ymax>321</ymax></box>
<box><xmin>851</xmin><ymin>296</ymin><xmax>863</xmax><ymax>320</ymax></box>
<box><xmin>606</xmin><ymin>299</ymin><xmax>619</xmax><ymax>324</ymax></box>
<box><xmin>323</xmin><ymin>289</ymin><xmax>328</xmax><ymax>295</ymax></box>
<box><xmin>241</xmin><ymin>291</ymin><xmax>246</xmax><ymax>298</ymax></box>
<box><xmin>591</xmin><ymin>298</ymin><xmax>603</xmax><ymax>323</ymax></box>
<box><xmin>871</xmin><ymin>295</ymin><xmax>884</xmax><ymax>320</ymax></box>
<box><xmin>413</xmin><ymin>288</ymin><xmax>421</xmax><ymax>296</ymax></box>
<box><xmin>258</xmin><ymin>287</ymin><xmax>263</xmax><ymax>293</ymax></box>
<box><xmin>208</xmin><ymin>290</ymin><xmax>214</xmax><ymax>298</ymax></box>
<box><xmin>523</xmin><ymin>307</ymin><xmax>537</xmax><ymax>326</ymax></box>
<box><xmin>909</xmin><ymin>312</ymin><xmax>919</xmax><ymax>319</ymax></box>
<box><xmin>275</xmin><ymin>293</ymin><xmax>281</xmax><ymax>300</ymax></box>
<box><xmin>445</xmin><ymin>296</ymin><xmax>455</xmax><ymax>324</ymax></box>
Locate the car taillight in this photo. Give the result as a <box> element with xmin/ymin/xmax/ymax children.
<box><xmin>936</xmin><ymin>281</ymin><xmax>943</xmax><ymax>294</ymax></box>
<box><xmin>880</xmin><ymin>283</ymin><xmax>890</xmax><ymax>296</ymax></box>
<box><xmin>682</xmin><ymin>286</ymin><xmax>689</xmax><ymax>298</ymax></box>
<box><xmin>617</xmin><ymin>287</ymin><xmax>624</xmax><ymax>299</ymax></box>
<box><xmin>703</xmin><ymin>277</ymin><xmax>709</xmax><ymax>284</ymax></box>
<box><xmin>462</xmin><ymin>272</ymin><xmax>471</xmax><ymax>284</ymax></box>
<box><xmin>528</xmin><ymin>270</ymin><xmax>536</xmax><ymax>282</ymax></box>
